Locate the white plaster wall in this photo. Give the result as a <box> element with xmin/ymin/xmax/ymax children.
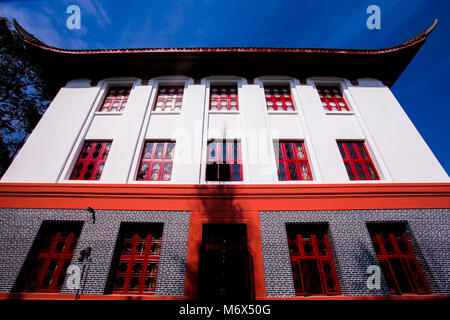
<box><xmin>2</xmin><ymin>75</ymin><xmax>448</xmax><ymax>184</ymax></box>
<box><xmin>1</xmin><ymin>79</ymin><xmax>100</xmax><ymax>182</ymax></box>
<box><xmin>348</xmin><ymin>78</ymin><xmax>449</xmax><ymax>182</ymax></box>
<box><xmin>294</xmin><ymin>81</ymin><xmax>350</xmax><ymax>182</ymax></box>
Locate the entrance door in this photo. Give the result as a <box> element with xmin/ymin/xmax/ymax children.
<box><xmin>198</xmin><ymin>224</ymin><xmax>253</xmax><ymax>300</ymax></box>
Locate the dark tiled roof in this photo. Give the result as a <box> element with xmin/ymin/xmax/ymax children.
<box><xmin>13</xmin><ymin>18</ymin><xmax>437</xmax><ymax>56</ymax></box>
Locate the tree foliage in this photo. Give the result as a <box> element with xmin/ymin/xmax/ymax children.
<box><xmin>0</xmin><ymin>17</ymin><xmax>54</xmax><ymax>177</ymax></box>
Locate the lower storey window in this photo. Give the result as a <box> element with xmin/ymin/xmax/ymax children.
<box><xmin>367</xmin><ymin>223</ymin><xmax>430</xmax><ymax>295</ymax></box>
<box><xmin>70</xmin><ymin>141</ymin><xmax>112</xmax><ymax>180</ymax></box>
<box><xmin>337</xmin><ymin>141</ymin><xmax>379</xmax><ymax>180</ymax></box>
<box><xmin>22</xmin><ymin>222</ymin><xmax>82</xmax><ymax>293</ymax></box>
<box><xmin>287</xmin><ymin>224</ymin><xmax>340</xmax><ymax>296</ymax></box>
<box><xmin>111</xmin><ymin>223</ymin><xmax>163</xmax><ymax>295</ymax></box>
<box><xmin>206</xmin><ymin>140</ymin><xmax>242</xmax><ymax>181</ymax></box>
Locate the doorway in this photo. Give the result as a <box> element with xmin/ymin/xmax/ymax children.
<box><xmin>198</xmin><ymin>224</ymin><xmax>253</xmax><ymax>300</ymax></box>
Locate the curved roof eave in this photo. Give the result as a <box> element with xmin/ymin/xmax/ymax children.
<box><xmin>13</xmin><ymin>18</ymin><xmax>437</xmax><ymax>56</ymax></box>
<box><xmin>12</xmin><ymin>19</ymin><xmax>438</xmax><ymax>88</ymax></box>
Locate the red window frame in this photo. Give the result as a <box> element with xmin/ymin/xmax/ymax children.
<box><xmin>99</xmin><ymin>87</ymin><xmax>131</xmax><ymax>112</ymax></box>
<box><xmin>337</xmin><ymin>141</ymin><xmax>379</xmax><ymax>180</ymax></box>
<box><xmin>369</xmin><ymin>225</ymin><xmax>431</xmax><ymax>295</ymax></box>
<box><xmin>317</xmin><ymin>86</ymin><xmax>350</xmax><ymax>112</ymax></box>
<box><xmin>206</xmin><ymin>140</ymin><xmax>243</xmax><ymax>181</ymax></box>
<box><xmin>209</xmin><ymin>85</ymin><xmax>239</xmax><ymax>111</ymax></box>
<box><xmin>70</xmin><ymin>141</ymin><xmax>112</xmax><ymax>180</ymax></box>
<box><xmin>111</xmin><ymin>225</ymin><xmax>163</xmax><ymax>295</ymax></box>
<box><xmin>136</xmin><ymin>141</ymin><xmax>175</xmax><ymax>181</ymax></box>
<box><xmin>23</xmin><ymin>223</ymin><xmax>81</xmax><ymax>293</ymax></box>
<box><xmin>287</xmin><ymin>226</ymin><xmax>341</xmax><ymax>296</ymax></box>
<box><xmin>264</xmin><ymin>85</ymin><xmax>295</xmax><ymax>111</ymax></box>
<box><xmin>153</xmin><ymin>85</ymin><xmax>184</xmax><ymax>112</ymax></box>
<box><xmin>274</xmin><ymin>141</ymin><xmax>312</xmax><ymax>181</ymax></box>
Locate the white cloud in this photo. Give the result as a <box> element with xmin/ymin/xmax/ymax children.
<box><xmin>0</xmin><ymin>4</ymin><xmax>63</xmax><ymax>47</ymax></box>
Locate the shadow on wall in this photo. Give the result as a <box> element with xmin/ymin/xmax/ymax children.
<box><xmin>352</xmin><ymin>241</ymin><xmax>388</xmax><ymax>296</ymax></box>
<box><xmin>188</xmin><ymin>184</ymin><xmax>255</xmax><ymax>300</ymax></box>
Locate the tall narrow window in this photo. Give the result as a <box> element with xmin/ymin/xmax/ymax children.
<box><xmin>153</xmin><ymin>86</ymin><xmax>184</xmax><ymax>112</ymax></box>
<box><xmin>99</xmin><ymin>87</ymin><xmax>131</xmax><ymax>112</ymax></box>
<box><xmin>287</xmin><ymin>224</ymin><xmax>340</xmax><ymax>296</ymax></box>
<box><xmin>264</xmin><ymin>85</ymin><xmax>295</xmax><ymax>111</ymax></box>
<box><xmin>136</xmin><ymin>141</ymin><xmax>175</xmax><ymax>181</ymax></box>
<box><xmin>70</xmin><ymin>141</ymin><xmax>112</xmax><ymax>180</ymax></box>
<box><xmin>367</xmin><ymin>224</ymin><xmax>431</xmax><ymax>295</ymax></box>
<box><xmin>111</xmin><ymin>224</ymin><xmax>163</xmax><ymax>295</ymax></box>
<box><xmin>337</xmin><ymin>141</ymin><xmax>379</xmax><ymax>180</ymax></box>
<box><xmin>274</xmin><ymin>141</ymin><xmax>312</xmax><ymax>181</ymax></box>
<box><xmin>22</xmin><ymin>222</ymin><xmax>82</xmax><ymax>293</ymax></box>
<box><xmin>210</xmin><ymin>85</ymin><xmax>238</xmax><ymax>111</ymax></box>
<box><xmin>317</xmin><ymin>86</ymin><xmax>349</xmax><ymax>112</ymax></box>
<box><xmin>206</xmin><ymin>140</ymin><xmax>242</xmax><ymax>181</ymax></box>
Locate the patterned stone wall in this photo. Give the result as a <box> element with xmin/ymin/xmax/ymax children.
<box><xmin>259</xmin><ymin>209</ymin><xmax>450</xmax><ymax>297</ymax></box>
<box><xmin>0</xmin><ymin>209</ymin><xmax>190</xmax><ymax>296</ymax></box>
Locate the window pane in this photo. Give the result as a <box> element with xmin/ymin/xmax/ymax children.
<box><xmin>112</xmin><ymin>225</ymin><xmax>163</xmax><ymax>294</ymax></box>
<box><xmin>274</xmin><ymin>141</ymin><xmax>312</xmax><ymax>181</ymax></box>
<box><xmin>317</xmin><ymin>86</ymin><xmax>349</xmax><ymax>112</ymax></box>
<box><xmin>136</xmin><ymin>141</ymin><xmax>175</xmax><ymax>181</ymax></box>
<box><xmin>264</xmin><ymin>86</ymin><xmax>295</xmax><ymax>111</ymax></box>
<box><xmin>99</xmin><ymin>87</ymin><xmax>131</xmax><ymax>112</ymax></box>
<box><xmin>337</xmin><ymin>141</ymin><xmax>379</xmax><ymax>181</ymax></box>
<box><xmin>153</xmin><ymin>86</ymin><xmax>184</xmax><ymax>111</ymax></box>
<box><xmin>70</xmin><ymin>141</ymin><xmax>112</xmax><ymax>181</ymax></box>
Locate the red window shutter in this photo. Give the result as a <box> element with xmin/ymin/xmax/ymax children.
<box><xmin>111</xmin><ymin>226</ymin><xmax>163</xmax><ymax>295</ymax></box>
<box><xmin>288</xmin><ymin>227</ymin><xmax>340</xmax><ymax>296</ymax></box>
<box><xmin>70</xmin><ymin>141</ymin><xmax>112</xmax><ymax>180</ymax></box>
<box><xmin>23</xmin><ymin>224</ymin><xmax>81</xmax><ymax>293</ymax></box>
<box><xmin>264</xmin><ymin>86</ymin><xmax>295</xmax><ymax>111</ymax></box>
<box><xmin>337</xmin><ymin>141</ymin><xmax>379</xmax><ymax>180</ymax></box>
<box><xmin>153</xmin><ymin>86</ymin><xmax>184</xmax><ymax>112</ymax></box>
<box><xmin>136</xmin><ymin>141</ymin><xmax>175</xmax><ymax>181</ymax></box>
<box><xmin>370</xmin><ymin>228</ymin><xmax>431</xmax><ymax>295</ymax></box>
<box><xmin>210</xmin><ymin>86</ymin><xmax>239</xmax><ymax>111</ymax></box>
<box><xmin>317</xmin><ymin>86</ymin><xmax>349</xmax><ymax>112</ymax></box>
<box><xmin>99</xmin><ymin>87</ymin><xmax>130</xmax><ymax>112</ymax></box>
<box><xmin>275</xmin><ymin>141</ymin><xmax>312</xmax><ymax>181</ymax></box>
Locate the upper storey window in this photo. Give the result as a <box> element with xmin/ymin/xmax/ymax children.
<box><xmin>317</xmin><ymin>86</ymin><xmax>349</xmax><ymax>112</ymax></box>
<box><xmin>264</xmin><ymin>86</ymin><xmax>295</xmax><ymax>111</ymax></box>
<box><xmin>153</xmin><ymin>86</ymin><xmax>184</xmax><ymax>112</ymax></box>
<box><xmin>337</xmin><ymin>141</ymin><xmax>379</xmax><ymax>180</ymax></box>
<box><xmin>209</xmin><ymin>86</ymin><xmax>239</xmax><ymax>111</ymax></box>
<box><xmin>99</xmin><ymin>87</ymin><xmax>131</xmax><ymax>112</ymax></box>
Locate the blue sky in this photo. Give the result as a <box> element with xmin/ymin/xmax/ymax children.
<box><xmin>1</xmin><ymin>0</ymin><xmax>449</xmax><ymax>175</ymax></box>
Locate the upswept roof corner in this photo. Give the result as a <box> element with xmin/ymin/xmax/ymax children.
<box><xmin>12</xmin><ymin>18</ymin><xmax>438</xmax><ymax>55</ymax></box>
<box><xmin>10</xmin><ymin>18</ymin><xmax>439</xmax><ymax>88</ymax></box>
